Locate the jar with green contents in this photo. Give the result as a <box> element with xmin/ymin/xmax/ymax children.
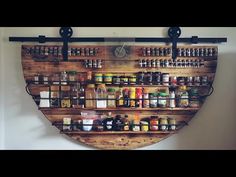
<box><xmin>95</xmin><ymin>73</ymin><xmax>103</xmax><ymax>84</ymax></box>
<box><xmin>189</xmin><ymin>88</ymin><xmax>200</xmax><ymax>108</ymax></box>
<box><xmin>158</xmin><ymin>92</ymin><xmax>168</xmax><ymax>107</ymax></box>
<box><xmin>104</xmin><ymin>73</ymin><xmax>113</xmax><ymax>84</ymax></box>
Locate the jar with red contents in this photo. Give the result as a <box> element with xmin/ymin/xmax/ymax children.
<box><xmin>135</xmin><ymin>88</ymin><xmax>143</xmax><ymax>108</ymax></box>
<box><xmin>150</xmin><ymin>116</ymin><xmax>159</xmax><ymax>131</ymax></box>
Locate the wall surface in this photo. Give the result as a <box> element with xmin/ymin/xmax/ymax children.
<box><xmin>1</xmin><ymin>27</ymin><xmax>236</xmax><ymax>150</ymax></box>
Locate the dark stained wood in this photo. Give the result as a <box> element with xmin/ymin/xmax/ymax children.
<box><xmin>21</xmin><ymin>44</ymin><xmax>217</xmax><ymax>149</ymax></box>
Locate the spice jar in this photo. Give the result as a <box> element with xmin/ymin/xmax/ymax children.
<box><xmin>154</xmin><ymin>72</ymin><xmax>161</xmax><ymax>85</ymax></box>
<box><xmin>146</xmin><ymin>72</ymin><xmax>153</xmax><ymax>85</ymax></box>
<box><xmin>143</xmin><ymin>88</ymin><xmax>150</xmax><ymax>108</ymax></box>
<box><xmin>107</xmin><ymin>88</ymin><xmax>116</xmax><ymax>108</ymax></box>
<box><xmin>104</xmin><ymin>73</ymin><xmax>113</xmax><ymax>84</ymax></box>
<box><xmin>132</xmin><ymin>114</ymin><xmax>140</xmax><ymax>131</ymax></box>
<box><xmin>61</xmin><ymin>86</ymin><xmax>71</xmax><ymax>108</ymax></box>
<box><xmin>193</xmin><ymin>76</ymin><xmax>201</xmax><ymax>86</ymax></box>
<box><xmin>95</xmin><ymin>73</ymin><xmax>103</xmax><ymax>84</ymax></box>
<box><xmin>120</xmin><ymin>75</ymin><xmax>128</xmax><ymax>85</ymax></box>
<box><xmin>178</xmin><ymin>86</ymin><xmax>189</xmax><ymax>107</ymax></box>
<box><xmin>52</xmin><ymin>73</ymin><xmax>60</xmax><ymax>85</ymax></box>
<box><xmin>189</xmin><ymin>88</ymin><xmax>200</xmax><ymax>108</ymax></box>
<box><xmin>178</xmin><ymin>77</ymin><xmax>185</xmax><ymax>86</ymax></box>
<box><xmin>112</xmin><ymin>76</ymin><xmax>120</xmax><ymax>85</ymax></box>
<box><xmin>130</xmin><ymin>88</ymin><xmax>136</xmax><ymax>108</ymax></box>
<box><xmin>137</xmin><ymin>72</ymin><xmax>145</xmax><ymax>85</ymax></box>
<box><xmin>63</xmin><ymin>117</ymin><xmax>71</xmax><ymax>131</ymax></box>
<box><xmin>103</xmin><ymin>112</ymin><xmax>114</xmax><ymax>131</ymax></box>
<box><xmin>140</xmin><ymin>121</ymin><xmax>149</xmax><ymax>132</ymax></box>
<box><xmin>160</xmin><ymin>118</ymin><xmax>168</xmax><ymax>131</ymax></box>
<box><xmin>162</xmin><ymin>73</ymin><xmax>169</xmax><ymax>86</ymax></box>
<box><xmin>158</xmin><ymin>92</ymin><xmax>168</xmax><ymax>107</ymax></box>
<box><xmin>129</xmin><ymin>75</ymin><xmax>137</xmax><ymax>85</ymax></box>
<box><xmin>34</xmin><ymin>74</ymin><xmax>39</xmax><ymax>84</ymax></box>
<box><xmin>68</xmin><ymin>71</ymin><xmax>77</xmax><ymax>82</ymax></box>
<box><xmin>150</xmin><ymin>116</ymin><xmax>159</xmax><ymax>131</ymax></box>
<box><xmin>201</xmin><ymin>76</ymin><xmax>208</xmax><ymax>85</ymax></box>
<box><xmin>60</xmin><ymin>71</ymin><xmax>68</xmax><ymax>85</ymax></box>
<box><xmin>114</xmin><ymin>115</ymin><xmax>123</xmax><ymax>131</ymax></box>
<box><xmin>122</xmin><ymin>115</ymin><xmax>130</xmax><ymax>131</ymax></box>
<box><xmin>149</xmin><ymin>93</ymin><xmax>158</xmax><ymax>108</ymax></box>
<box><xmin>93</xmin><ymin>119</ymin><xmax>104</xmax><ymax>131</ymax></box>
<box><xmin>170</xmin><ymin>76</ymin><xmax>177</xmax><ymax>86</ymax></box>
<box><xmin>168</xmin><ymin>118</ymin><xmax>176</xmax><ymax>131</ymax></box>
<box><xmin>43</xmin><ymin>75</ymin><xmax>49</xmax><ymax>84</ymax></box>
<box><xmin>87</xmin><ymin>71</ymin><xmax>92</xmax><ymax>82</ymax></box>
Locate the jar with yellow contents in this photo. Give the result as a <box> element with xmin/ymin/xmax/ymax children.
<box><xmin>104</xmin><ymin>73</ymin><xmax>113</xmax><ymax>84</ymax></box>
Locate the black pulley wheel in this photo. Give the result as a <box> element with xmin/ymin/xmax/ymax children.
<box><xmin>168</xmin><ymin>27</ymin><xmax>181</xmax><ymax>38</ymax></box>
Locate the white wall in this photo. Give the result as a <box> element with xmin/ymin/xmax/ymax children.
<box><xmin>1</xmin><ymin>27</ymin><xmax>236</xmax><ymax>149</ymax></box>
<box><xmin>0</xmin><ymin>28</ymin><xmax>4</xmax><ymax>149</ymax></box>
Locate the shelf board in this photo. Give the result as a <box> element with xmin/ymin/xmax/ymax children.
<box><xmin>61</xmin><ymin>131</ymin><xmax>176</xmax><ymax>135</ymax></box>
<box><xmin>39</xmin><ymin>107</ymin><xmax>200</xmax><ymax>111</ymax></box>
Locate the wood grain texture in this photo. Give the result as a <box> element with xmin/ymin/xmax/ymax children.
<box><xmin>21</xmin><ymin>45</ymin><xmax>217</xmax><ymax>149</ymax></box>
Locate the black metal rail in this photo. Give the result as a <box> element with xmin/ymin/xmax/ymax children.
<box><xmin>9</xmin><ymin>27</ymin><xmax>227</xmax><ymax>61</ymax></box>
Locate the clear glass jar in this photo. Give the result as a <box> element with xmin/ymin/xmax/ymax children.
<box><xmin>160</xmin><ymin>118</ymin><xmax>168</xmax><ymax>131</ymax></box>
<box><xmin>95</xmin><ymin>73</ymin><xmax>103</xmax><ymax>84</ymax></box>
<box><xmin>178</xmin><ymin>86</ymin><xmax>189</xmax><ymax>107</ymax></box>
<box><xmin>162</xmin><ymin>73</ymin><xmax>169</xmax><ymax>86</ymax></box>
<box><xmin>158</xmin><ymin>92</ymin><xmax>168</xmax><ymax>107</ymax></box>
<box><xmin>129</xmin><ymin>75</ymin><xmax>137</xmax><ymax>85</ymax></box>
<box><xmin>104</xmin><ymin>74</ymin><xmax>113</xmax><ymax>84</ymax></box>
<box><xmin>149</xmin><ymin>93</ymin><xmax>158</xmax><ymax>108</ymax></box>
<box><xmin>112</xmin><ymin>76</ymin><xmax>120</xmax><ymax>85</ymax></box>
<box><xmin>60</xmin><ymin>71</ymin><xmax>68</xmax><ymax>85</ymax></box>
<box><xmin>168</xmin><ymin>118</ymin><xmax>176</xmax><ymax>131</ymax></box>
<box><xmin>107</xmin><ymin>88</ymin><xmax>116</xmax><ymax>108</ymax></box>
<box><xmin>85</xmin><ymin>84</ymin><xmax>96</xmax><ymax>108</ymax></box>
<box><xmin>96</xmin><ymin>84</ymin><xmax>107</xmax><ymax>108</ymax></box>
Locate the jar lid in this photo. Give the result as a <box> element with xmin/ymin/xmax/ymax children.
<box><xmin>95</xmin><ymin>73</ymin><xmax>103</xmax><ymax>76</ymax></box>
<box><xmin>159</xmin><ymin>92</ymin><xmax>168</xmax><ymax>97</ymax></box>
<box><xmin>104</xmin><ymin>74</ymin><xmax>113</xmax><ymax>77</ymax></box>
<box><xmin>87</xmin><ymin>84</ymin><xmax>95</xmax><ymax>88</ymax></box>
<box><xmin>107</xmin><ymin>88</ymin><xmax>116</xmax><ymax>92</ymax></box>
<box><xmin>67</xmin><ymin>71</ymin><xmax>77</xmax><ymax>74</ymax></box>
<box><xmin>179</xmin><ymin>86</ymin><xmax>187</xmax><ymax>90</ymax></box>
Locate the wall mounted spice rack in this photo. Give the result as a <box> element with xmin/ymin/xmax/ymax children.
<box><xmin>9</xmin><ymin>27</ymin><xmax>227</xmax><ymax>149</ymax></box>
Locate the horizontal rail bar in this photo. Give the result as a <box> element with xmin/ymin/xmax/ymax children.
<box><xmin>9</xmin><ymin>36</ymin><xmax>227</xmax><ymax>43</ymax></box>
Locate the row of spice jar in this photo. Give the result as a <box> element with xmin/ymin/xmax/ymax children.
<box><xmin>61</xmin><ymin>115</ymin><xmax>177</xmax><ymax>132</ymax></box>
<box><xmin>94</xmin><ymin>72</ymin><xmax>209</xmax><ymax>86</ymax></box>
<box><xmin>33</xmin><ymin>71</ymin><xmax>90</xmax><ymax>84</ymax></box>
<box><xmin>139</xmin><ymin>59</ymin><xmax>204</xmax><ymax>68</ymax></box>
<box><xmin>84</xmin><ymin>59</ymin><xmax>103</xmax><ymax>68</ymax></box>
<box><xmin>26</xmin><ymin>46</ymin><xmax>100</xmax><ymax>57</ymax></box>
<box><xmin>141</xmin><ymin>47</ymin><xmax>217</xmax><ymax>57</ymax></box>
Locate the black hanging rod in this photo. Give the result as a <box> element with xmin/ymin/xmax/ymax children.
<box><xmin>8</xmin><ymin>27</ymin><xmax>227</xmax><ymax>61</ymax></box>
<box><xmin>9</xmin><ymin>36</ymin><xmax>226</xmax><ymax>43</ymax></box>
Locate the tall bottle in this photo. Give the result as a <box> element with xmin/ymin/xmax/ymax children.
<box><xmin>85</xmin><ymin>84</ymin><xmax>96</xmax><ymax>108</ymax></box>
<box><xmin>169</xmin><ymin>87</ymin><xmax>176</xmax><ymax>108</ymax></box>
<box><xmin>116</xmin><ymin>87</ymin><xmax>124</xmax><ymax>107</ymax></box>
<box><xmin>96</xmin><ymin>84</ymin><xmax>107</xmax><ymax>108</ymax></box>
<box><xmin>123</xmin><ymin>88</ymin><xmax>130</xmax><ymax>107</ymax></box>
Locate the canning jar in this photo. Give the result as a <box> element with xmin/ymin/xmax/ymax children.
<box><xmin>150</xmin><ymin>116</ymin><xmax>159</xmax><ymax>131</ymax></box>
<box><xmin>149</xmin><ymin>93</ymin><xmax>158</xmax><ymax>108</ymax></box>
<box><xmin>140</xmin><ymin>121</ymin><xmax>149</xmax><ymax>132</ymax></box>
<box><xmin>104</xmin><ymin>74</ymin><xmax>113</xmax><ymax>84</ymax></box>
<box><xmin>158</xmin><ymin>92</ymin><xmax>168</xmax><ymax>107</ymax></box>
<box><xmin>129</xmin><ymin>75</ymin><xmax>137</xmax><ymax>85</ymax></box>
<box><xmin>68</xmin><ymin>71</ymin><xmax>77</xmax><ymax>82</ymax></box>
<box><xmin>95</xmin><ymin>73</ymin><xmax>103</xmax><ymax>84</ymax></box>
<box><xmin>162</xmin><ymin>73</ymin><xmax>169</xmax><ymax>86</ymax></box>
<box><xmin>168</xmin><ymin>118</ymin><xmax>176</xmax><ymax>131</ymax></box>
<box><xmin>112</xmin><ymin>76</ymin><xmax>120</xmax><ymax>85</ymax></box>
<box><xmin>160</xmin><ymin>118</ymin><xmax>168</xmax><ymax>131</ymax></box>
<box><xmin>107</xmin><ymin>88</ymin><xmax>116</xmax><ymax>108</ymax></box>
